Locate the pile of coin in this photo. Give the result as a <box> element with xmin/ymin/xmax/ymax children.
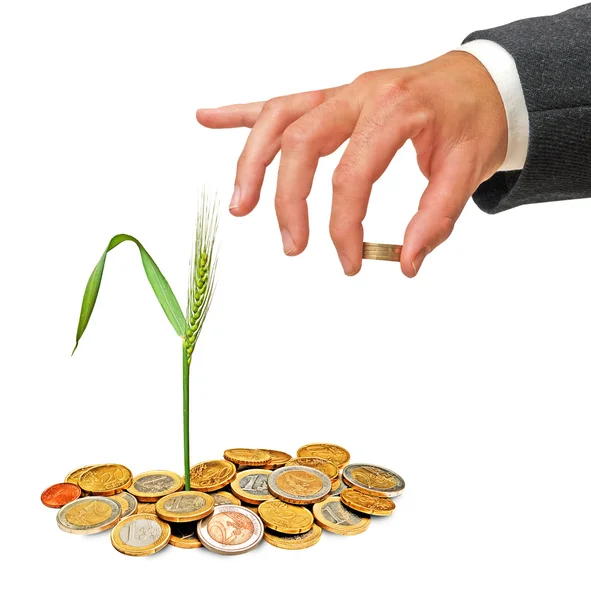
<box><xmin>41</xmin><ymin>443</ymin><xmax>404</xmax><ymax>556</ymax></box>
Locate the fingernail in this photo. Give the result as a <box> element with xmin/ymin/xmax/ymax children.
<box><xmin>281</xmin><ymin>228</ymin><xmax>296</xmax><ymax>255</ymax></box>
<box><xmin>229</xmin><ymin>185</ymin><xmax>241</xmax><ymax>210</ymax></box>
<box><xmin>412</xmin><ymin>248</ymin><xmax>428</xmax><ymax>275</ymax></box>
<box><xmin>338</xmin><ymin>252</ymin><xmax>355</xmax><ymax>276</ymax></box>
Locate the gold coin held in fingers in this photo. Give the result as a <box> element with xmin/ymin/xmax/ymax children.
<box><xmin>362</xmin><ymin>242</ymin><xmax>403</xmax><ymax>262</ymax></box>
<box><xmin>341</xmin><ymin>488</ymin><xmax>396</xmax><ymax>516</ymax></box>
<box><xmin>258</xmin><ymin>499</ymin><xmax>314</xmax><ymax>534</ymax></box>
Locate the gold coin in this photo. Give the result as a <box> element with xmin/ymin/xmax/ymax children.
<box><xmin>64</xmin><ymin>465</ymin><xmax>97</xmax><ymax>491</ymax></box>
<box><xmin>262</xmin><ymin>450</ymin><xmax>292</xmax><ymax>469</ymax></box>
<box><xmin>169</xmin><ymin>522</ymin><xmax>202</xmax><ymax>549</ymax></box>
<box><xmin>313</xmin><ymin>497</ymin><xmax>370</xmax><ymax>536</ymax></box>
<box><xmin>189</xmin><ymin>460</ymin><xmax>237</xmax><ymax>492</ymax></box>
<box><xmin>258</xmin><ymin>499</ymin><xmax>314</xmax><ymax>535</ymax></box>
<box><xmin>230</xmin><ymin>469</ymin><xmax>274</xmax><ymax>505</ymax></box>
<box><xmin>362</xmin><ymin>242</ymin><xmax>402</xmax><ymax>262</ymax></box>
<box><xmin>341</xmin><ymin>488</ymin><xmax>396</xmax><ymax>516</ymax></box>
<box><xmin>297</xmin><ymin>444</ymin><xmax>351</xmax><ymax>469</ymax></box>
<box><xmin>136</xmin><ymin>502</ymin><xmax>156</xmax><ymax>515</ymax></box>
<box><xmin>127</xmin><ymin>470</ymin><xmax>183</xmax><ymax>502</ymax></box>
<box><xmin>111</xmin><ymin>514</ymin><xmax>171</xmax><ymax>556</ymax></box>
<box><xmin>78</xmin><ymin>464</ymin><xmax>133</xmax><ymax>496</ymax></box>
<box><xmin>223</xmin><ymin>448</ymin><xmax>271</xmax><ymax>467</ymax></box>
<box><xmin>263</xmin><ymin>524</ymin><xmax>322</xmax><ymax>550</ymax></box>
<box><xmin>209</xmin><ymin>491</ymin><xmax>241</xmax><ymax>506</ymax></box>
<box><xmin>111</xmin><ymin>491</ymin><xmax>138</xmax><ymax>518</ymax></box>
<box><xmin>56</xmin><ymin>496</ymin><xmax>122</xmax><ymax>534</ymax></box>
<box><xmin>155</xmin><ymin>491</ymin><xmax>214</xmax><ymax>523</ymax></box>
<box><xmin>286</xmin><ymin>457</ymin><xmax>339</xmax><ymax>482</ymax></box>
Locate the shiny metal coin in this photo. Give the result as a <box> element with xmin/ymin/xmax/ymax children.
<box><xmin>313</xmin><ymin>497</ymin><xmax>370</xmax><ymax>536</ymax></box>
<box><xmin>330</xmin><ymin>477</ymin><xmax>347</xmax><ymax>496</ymax></box>
<box><xmin>56</xmin><ymin>496</ymin><xmax>122</xmax><ymax>535</ymax></box>
<box><xmin>111</xmin><ymin>514</ymin><xmax>171</xmax><ymax>556</ymax></box>
<box><xmin>230</xmin><ymin>469</ymin><xmax>274</xmax><ymax>505</ymax></box>
<box><xmin>342</xmin><ymin>464</ymin><xmax>405</xmax><ymax>498</ymax></box>
<box><xmin>197</xmin><ymin>505</ymin><xmax>264</xmax><ymax>555</ymax></box>
<box><xmin>111</xmin><ymin>491</ymin><xmax>138</xmax><ymax>518</ymax></box>
<box><xmin>268</xmin><ymin>466</ymin><xmax>332</xmax><ymax>505</ymax></box>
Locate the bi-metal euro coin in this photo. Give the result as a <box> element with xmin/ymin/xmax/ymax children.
<box><xmin>56</xmin><ymin>496</ymin><xmax>122</xmax><ymax>535</ymax></box>
<box><xmin>263</xmin><ymin>524</ymin><xmax>323</xmax><ymax>550</ymax></box>
<box><xmin>78</xmin><ymin>464</ymin><xmax>133</xmax><ymax>496</ymax></box>
<box><xmin>312</xmin><ymin>497</ymin><xmax>370</xmax><ymax>536</ymax></box>
<box><xmin>296</xmin><ymin>443</ymin><xmax>351</xmax><ymax>469</ymax></box>
<box><xmin>111</xmin><ymin>491</ymin><xmax>138</xmax><ymax>518</ymax></box>
<box><xmin>127</xmin><ymin>470</ymin><xmax>183</xmax><ymax>503</ymax></box>
<box><xmin>189</xmin><ymin>460</ymin><xmax>237</xmax><ymax>492</ymax></box>
<box><xmin>111</xmin><ymin>514</ymin><xmax>171</xmax><ymax>556</ymax></box>
<box><xmin>340</xmin><ymin>488</ymin><xmax>396</xmax><ymax>516</ymax></box>
<box><xmin>330</xmin><ymin>477</ymin><xmax>347</xmax><ymax>496</ymax></box>
<box><xmin>230</xmin><ymin>469</ymin><xmax>274</xmax><ymax>505</ymax></box>
<box><xmin>342</xmin><ymin>464</ymin><xmax>405</xmax><ymax>498</ymax></box>
<box><xmin>267</xmin><ymin>466</ymin><xmax>332</xmax><ymax>505</ymax></box>
<box><xmin>197</xmin><ymin>505</ymin><xmax>264</xmax><ymax>555</ymax></box>
<box><xmin>155</xmin><ymin>491</ymin><xmax>214</xmax><ymax>523</ymax></box>
<box><xmin>258</xmin><ymin>499</ymin><xmax>314</xmax><ymax>535</ymax></box>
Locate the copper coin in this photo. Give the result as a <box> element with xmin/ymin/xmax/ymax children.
<box><xmin>41</xmin><ymin>483</ymin><xmax>82</xmax><ymax>508</ymax></box>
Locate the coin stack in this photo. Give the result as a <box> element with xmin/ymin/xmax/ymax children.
<box><xmin>41</xmin><ymin>444</ymin><xmax>404</xmax><ymax>556</ymax></box>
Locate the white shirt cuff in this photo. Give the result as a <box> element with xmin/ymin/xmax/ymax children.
<box><xmin>457</xmin><ymin>39</ymin><xmax>529</xmax><ymax>172</ymax></box>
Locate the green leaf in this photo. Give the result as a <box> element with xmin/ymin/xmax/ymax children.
<box><xmin>72</xmin><ymin>234</ymin><xmax>186</xmax><ymax>354</ymax></box>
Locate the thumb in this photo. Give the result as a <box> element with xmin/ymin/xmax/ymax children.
<box><xmin>400</xmin><ymin>162</ymin><xmax>475</xmax><ymax>277</ymax></box>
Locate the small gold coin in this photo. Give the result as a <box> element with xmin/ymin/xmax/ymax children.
<box><xmin>155</xmin><ymin>491</ymin><xmax>214</xmax><ymax>523</ymax></box>
<box><xmin>362</xmin><ymin>242</ymin><xmax>402</xmax><ymax>262</ymax></box>
<box><xmin>111</xmin><ymin>491</ymin><xmax>138</xmax><ymax>518</ymax></box>
<box><xmin>209</xmin><ymin>491</ymin><xmax>241</xmax><ymax>506</ymax></box>
<box><xmin>223</xmin><ymin>448</ymin><xmax>271</xmax><ymax>467</ymax></box>
<box><xmin>262</xmin><ymin>450</ymin><xmax>292</xmax><ymax>469</ymax></box>
<box><xmin>111</xmin><ymin>514</ymin><xmax>171</xmax><ymax>556</ymax></box>
<box><xmin>136</xmin><ymin>502</ymin><xmax>156</xmax><ymax>515</ymax></box>
<box><xmin>64</xmin><ymin>465</ymin><xmax>97</xmax><ymax>490</ymax></box>
<box><xmin>341</xmin><ymin>488</ymin><xmax>396</xmax><ymax>516</ymax></box>
<box><xmin>169</xmin><ymin>522</ymin><xmax>202</xmax><ymax>549</ymax></box>
<box><xmin>79</xmin><ymin>464</ymin><xmax>133</xmax><ymax>496</ymax></box>
<box><xmin>313</xmin><ymin>497</ymin><xmax>370</xmax><ymax>536</ymax></box>
<box><xmin>297</xmin><ymin>444</ymin><xmax>351</xmax><ymax>469</ymax></box>
<box><xmin>189</xmin><ymin>460</ymin><xmax>237</xmax><ymax>492</ymax></box>
<box><xmin>263</xmin><ymin>524</ymin><xmax>323</xmax><ymax>550</ymax></box>
<box><xmin>258</xmin><ymin>499</ymin><xmax>314</xmax><ymax>535</ymax></box>
<box><xmin>127</xmin><ymin>470</ymin><xmax>183</xmax><ymax>502</ymax></box>
<box><xmin>286</xmin><ymin>457</ymin><xmax>339</xmax><ymax>482</ymax></box>
<box><xmin>230</xmin><ymin>469</ymin><xmax>274</xmax><ymax>505</ymax></box>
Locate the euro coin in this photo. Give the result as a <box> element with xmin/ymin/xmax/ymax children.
<box><xmin>41</xmin><ymin>483</ymin><xmax>81</xmax><ymax>508</ymax></box>
<box><xmin>197</xmin><ymin>505</ymin><xmax>264</xmax><ymax>555</ymax></box>
<box><xmin>313</xmin><ymin>497</ymin><xmax>370</xmax><ymax>536</ymax></box>
<box><xmin>169</xmin><ymin>522</ymin><xmax>202</xmax><ymax>549</ymax></box>
<box><xmin>286</xmin><ymin>457</ymin><xmax>339</xmax><ymax>482</ymax></box>
<box><xmin>268</xmin><ymin>466</ymin><xmax>331</xmax><ymax>505</ymax></box>
<box><xmin>342</xmin><ymin>463</ymin><xmax>405</xmax><ymax>498</ymax></box>
<box><xmin>155</xmin><ymin>491</ymin><xmax>214</xmax><ymax>523</ymax></box>
<box><xmin>341</xmin><ymin>488</ymin><xmax>396</xmax><ymax>516</ymax></box>
<box><xmin>262</xmin><ymin>450</ymin><xmax>292</xmax><ymax>469</ymax></box>
<box><xmin>111</xmin><ymin>491</ymin><xmax>138</xmax><ymax>518</ymax></box>
<box><xmin>78</xmin><ymin>464</ymin><xmax>133</xmax><ymax>496</ymax></box>
<box><xmin>223</xmin><ymin>448</ymin><xmax>271</xmax><ymax>467</ymax></box>
<box><xmin>56</xmin><ymin>496</ymin><xmax>122</xmax><ymax>535</ymax></box>
<box><xmin>263</xmin><ymin>524</ymin><xmax>322</xmax><ymax>550</ymax></box>
<box><xmin>111</xmin><ymin>514</ymin><xmax>171</xmax><ymax>556</ymax></box>
<box><xmin>64</xmin><ymin>465</ymin><xmax>97</xmax><ymax>488</ymax></box>
<box><xmin>136</xmin><ymin>502</ymin><xmax>156</xmax><ymax>515</ymax></box>
<box><xmin>209</xmin><ymin>491</ymin><xmax>241</xmax><ymax>506</ymax></box>
<box><xmin>230</xmin><ymin>469</ymin><xmax>274</xmax><ymax>505</ymax></box>
<box><xmin>258</xmin><ymin>499</ymin><xmax>313</xmax><ymax>534</ymax></box>
<box><xmin>297</xmin><ymin>444</ymin><xmax>350</xmax><ymax>469</ymax></box>
<box><xmin>331</xmin><ymin>477</ymin><xmax>347</xmax><ymax>496</ymax></box>
<box><xmin>362</xmin><ymin>242</ymin><xmax>402</xmax><ymax>262</ymax></box>
<box><xmin>189</xmin><ymin>460</ymin><xmax>237</xmax><ymax>492</ymax></box>
<box><xmin>127</xmin><ymin>470</ymin><xmax>183</xmax><ymax>502</ymax></box>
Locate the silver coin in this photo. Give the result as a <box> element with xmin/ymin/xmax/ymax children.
<box><xmin>267</xmin><ymin>466</ymin><xmax>332</xmax><ymax>504</ymax></box>
<box><xmin>134</xmin><ymin>474</ymin><xmax>176</xmax><ymax>493</ymax></box>
<box><xmin>112</xmin><ymin>491</ymin><xmax>138</xmax><ymax>518</ymax></box>
<box><xmin>196</xmin><ymin>505</ymin><xmax>264</xmax><ymax>555</ymax></box>
<box><xmin>330</xmin><ymin>477</ymin><xmax>347</xmax><ymax>496</ymax></box>
<box><xmin>342</xmin><ymin>463</ymin><xmax>405</xmax><ymax>498</ymax></box>
<box><xmin>56</xmin><ymin>496</ymin><xmax>122</xmax><ymax>535</ymax></box>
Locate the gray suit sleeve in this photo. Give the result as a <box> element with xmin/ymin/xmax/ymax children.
<box><xmin>463</xmin><ymin>3</ymin><xmax>591</xmax><ymax>214</ymax></box>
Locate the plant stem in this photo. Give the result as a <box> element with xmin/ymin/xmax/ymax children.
<box><xmin>182</xmin><ymin>343</ymin><xmax>190</xmax><ymax>491</ymax></box>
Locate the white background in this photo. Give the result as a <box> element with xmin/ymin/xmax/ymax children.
<box><xmin>1</xmin><ymin>1</ymin><xmax>590</xmax><ymax>597</ymax></box>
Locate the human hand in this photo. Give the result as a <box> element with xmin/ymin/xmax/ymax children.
<box><xmin>196</xmin><ymin>51</ymin><xmax>507</xmax><ymax>277</ymax></box>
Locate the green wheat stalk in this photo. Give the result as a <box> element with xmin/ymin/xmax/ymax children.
<box><xmin>72</xmin><ymin>192</ymin><xmax>219</xmax><ymax>489</ymax></box>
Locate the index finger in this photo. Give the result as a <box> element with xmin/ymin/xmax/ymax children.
<box><xmin>196</xmin><ymin>102</ymin><xmax>265</xmax><ymax>129</ymax></box>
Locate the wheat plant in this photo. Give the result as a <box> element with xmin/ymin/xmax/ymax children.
<box><xmin>73</xmin><ymin>193</ymin><xmax>219</xmax><ymax>490</ymax></box>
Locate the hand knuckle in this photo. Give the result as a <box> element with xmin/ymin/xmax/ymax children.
<box><xmin>262</xmin><ymin>97</ymin><xmax>284</xmax><ymax>118</ymax></box>
<box><xmin>282</xmin><ymin>122</ymin><xmax>310</xmax><ymax>148</ymax></box>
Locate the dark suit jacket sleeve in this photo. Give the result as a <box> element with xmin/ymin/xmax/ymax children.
<box><xmin>463</xmin><ymin>3</ymin><xmax>591</xmax><ymax>214</ymax></box>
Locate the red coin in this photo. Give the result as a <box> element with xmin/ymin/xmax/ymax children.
<box><xmin>40</xmin><ymin>482</ymin><xmax>82</xmax><ymax>508</ymax></box>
